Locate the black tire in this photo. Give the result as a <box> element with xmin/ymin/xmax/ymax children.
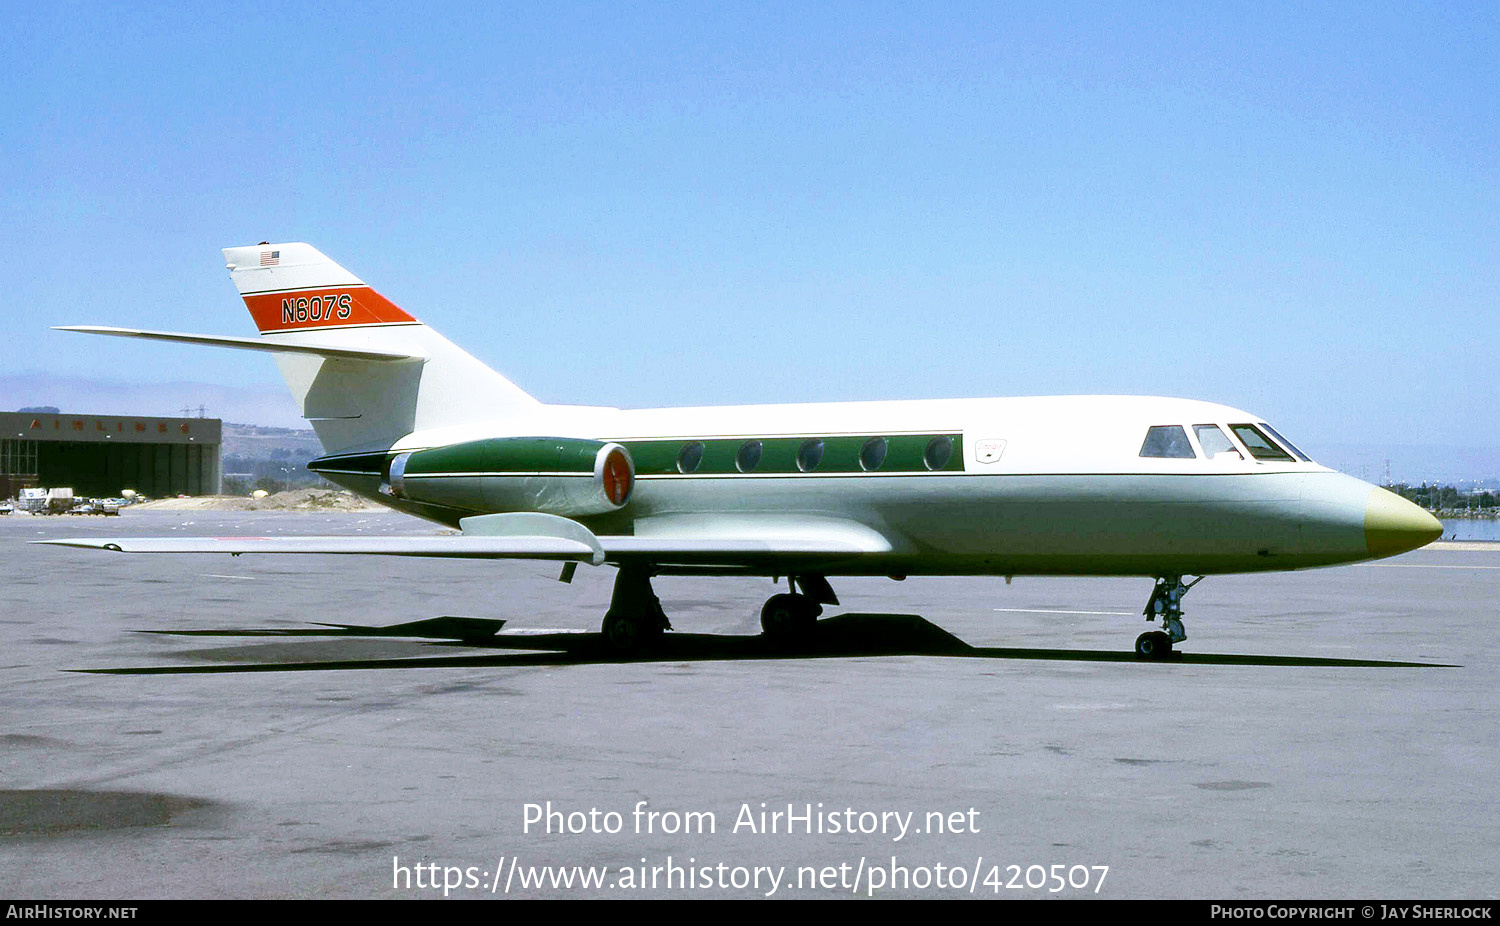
<box><xmin>1135</xmin><ymin>631</ymin><xmax>1173</xmax><ymax>660</ymax></box>
<box><xmin>760</xmin><ymin>594</ymin><xmax>818</xmax><ymax>638</ymax></box>
<box><xmin>603</xmin><ymin>610</ymin><xmax>654</xmax><ymax>654</ymax></box>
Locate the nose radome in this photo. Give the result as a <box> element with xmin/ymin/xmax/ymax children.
<box><xmin>1365</xmin><ymin>487</ymin><xmax>1444</xmax><ymax>557</ymax></box>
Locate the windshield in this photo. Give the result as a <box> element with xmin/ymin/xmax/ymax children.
<box><xmin>1258</xmin><ymin>423</ymin><xmax>1311</xmax><ymax>462</ymax></box>
<box><xmin>1194</xmin><ymin>424</ymin><xmax>1242</xmax><ymax>459</ymax></box>
<box><xmin>1229</xmin><ymin>424</ymin><xmax>1295</xmax><ymax>462</ymax></box>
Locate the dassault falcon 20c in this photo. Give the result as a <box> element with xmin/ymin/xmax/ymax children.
<box><xmin>47</xmin><ymin>242</ymin><xmax>1443</xmax><ymax>657</ymax></box>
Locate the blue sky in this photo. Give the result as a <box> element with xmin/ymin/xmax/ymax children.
<box><xmin>2</xmin><ymin>2</ymin><xmax>1496</xmax><ymax>476</ymax></box>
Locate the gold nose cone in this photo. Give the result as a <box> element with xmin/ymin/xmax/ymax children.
<box><xmin>1365</xmin><ymin>487</ymin><xmax>1444</xmax><ymax>557</ymax></box>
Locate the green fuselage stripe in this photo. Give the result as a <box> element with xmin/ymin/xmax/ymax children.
<box><xmin>624</xmin><ymin>433</ymin><xmax>963</xmax><ymax>476</ymax></box>
<box><xmin>309</xmin><ymin>433</ymin><xmax>966</xmax><ymax>479</ymax></box>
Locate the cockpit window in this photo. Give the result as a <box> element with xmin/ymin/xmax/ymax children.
<box><xmin>1259</xmin><ymin>423</ymin><xmax>1311</xmax><ymax>462</ymax></box>
<box><xmin>1193</xmin><ymin>424</ymin><xmax>1242</xmax><ymax>460</ymax></box>
<box><xmin>1140</xmin><ymin>425</ymin><xmax>1196</xmax><ymax>459</ymax></box>
<box><xmin>1229</xmin><ymin>424</ymin><xmax>1295</xmax><ymax>462</ymax></box>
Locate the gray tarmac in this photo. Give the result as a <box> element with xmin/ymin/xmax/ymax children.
<box><xmin>1</xmin><ymin>509</ymin><xmax>1496</xmax><ymax>899</ymax></box>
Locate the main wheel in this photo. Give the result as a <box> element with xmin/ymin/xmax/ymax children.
<box><xmin>1134</xmin><ymin>630</ymin><xmax>1173</xmax><ymax>660</ymax></box>
<box><xmin>602</xmin><ymin>610</ymin><xmax>638</xmax><ymax>653</ymax></box>
<box><xmin>760</xmin><ymin>594</ymin><xmax>819</xmax><ymax>638</ymax></box>
<box><xmin>603</xmin><ymin>610</ymin><xmax>662</xmax><ymax>654</ymax></box>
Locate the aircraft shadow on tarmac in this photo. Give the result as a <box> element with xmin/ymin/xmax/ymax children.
<box><xmin>79</xmin><ymin>613</ymin><xmax>1456</xmax><ymax>675</ymax></box>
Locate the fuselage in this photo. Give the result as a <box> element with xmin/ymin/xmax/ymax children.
<box><xmin>309</xmin><ymin>393</ymin><xmax>1442</xmax><ymax>578</ymax></box>
<box><xmin>57</xmin><ymin>243</ymin><xmax>1446</xmax><ymax>656</ymax></box>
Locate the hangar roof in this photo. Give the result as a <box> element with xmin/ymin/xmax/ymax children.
<box><xmin>0</xmin><ymin>411</ymin><xmax>221</xmax><ymax>446</ymax></box>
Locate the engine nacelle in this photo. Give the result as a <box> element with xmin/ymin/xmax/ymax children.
<box><xmin>384</xmin><ymin>437</ymin><xmax>634</xmax><ymax>518</ymax></box>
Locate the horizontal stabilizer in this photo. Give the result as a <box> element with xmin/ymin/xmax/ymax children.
<box><xmin>54</xmin><ymin>326</ymin><xmax>426</xmax><ymax>363</ymax></box>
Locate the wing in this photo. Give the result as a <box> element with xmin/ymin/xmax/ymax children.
<box><xmin>36</xmin><ymin>535</ymin><xmax>601</xmax><ymax>560</ymax></box>
<box><xmin>36</xmin><ymin>513</ymin><xmax>895</xmax><ymax>570</ymax></box>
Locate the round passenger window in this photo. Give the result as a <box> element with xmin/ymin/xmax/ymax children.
<box><xmin>676</xmin><ymin>441</ymin><xmax>704</xmax><ymax>474</ymax></box>
<box><xmin>736</xmin><ymin>440</ymin><xmax>763</xmax><ymax>473</ymax></box>
<box><xmin>923</xmin><ymin>436</ymin><xmax>953</xmax><ymax>471</ymax></box>
<box><xmin>796</xmin><ymin>439</ymin><xmax>824</xmax><ymax>473</ymax></box>
<box><xmin>859</xmin><ymin>437</ymin><xmax>887</xmax><ymax>472</ymax></box>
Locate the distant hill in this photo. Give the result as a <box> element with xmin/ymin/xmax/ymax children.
<box><xmin>0</xmin><ymin>372</ymin><xmax>305</xmax><ymax>428</ymax></box>
<box><xmin>221</xmin><ymin>422</ymin><xmax>323</xmax><ymax>459</ymax></box>
<box><xmin>219</xmin><ymin>423</ymin><xmax>327</xmax><ymax>491</ymax></box>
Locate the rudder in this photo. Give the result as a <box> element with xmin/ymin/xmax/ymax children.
<box><xmin>223</xmin><ymin>243</ymin><xmax>418</xmax><ymax>333</ymax></box>
<box><xmin>222</xmin><ymin>242</ymin><xmax>538</xmax><ymax>455</ymax></box>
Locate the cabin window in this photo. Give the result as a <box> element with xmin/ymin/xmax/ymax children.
<box><xmin>923</xmin><ymin>436</ymin><xmax>954</xmax><ymax>471</ymax></box>
<box><xmin>1259</xmin><ymin>423</ymin><xmax>1311</xmax><ymax>462</ymax></box>
<box><xmin>1140</xmin><ymin>425</ymin><xmax>1196</xmax><ymax>459</ymax></box>
<box><xmin>1230</xmin><ymin>424</ymin><xmax>1295</xmax><ymax>462</ymax></box>
<box><xmin>796</xmin><ymin>439</ymin><xmax>824</xmax><ymax>472</ymax></box>
<box><xmin>860</xmin><ymin>436</ymin><xmax>888</xmax><ymax>472</ymax></box>
<box><xmin>736</xmin><ymin>439</ymin><xmax>763</xmax><ymax>473</ymax></box>
<box><xmin>1193</xmin><ymin>424</ymin><xmax>1242</xmax><ymax>460</ymax></box>
<box><xmin>676</xmin><ymin>441</ymin><xmax>704</xmax><ymax>474</ymax></box>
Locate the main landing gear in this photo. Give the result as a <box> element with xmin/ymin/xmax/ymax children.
<box><xmin>601</xmin><ymin>565</ymin><xmax>671</xmax><ymax>653</ymax></box>
<box><xmin>1135</xmin><ymin>575</ymin><xmax>1203</xmax><ymax>660</ymax></box>
<box><xmin>600</xmin><ymin>569</ymin><xmax>841</xmax><ymax>652</ymax></box>
<box><xmin>760</xmin><ymin>575</ymin><xmax>838</xmax><ymax>640</ymax></box>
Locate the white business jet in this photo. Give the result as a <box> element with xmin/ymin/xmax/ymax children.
<box><xmin>47</xmin><ymin>243</ymin><xmax>1443</xmax><ymax>658</ymax></box>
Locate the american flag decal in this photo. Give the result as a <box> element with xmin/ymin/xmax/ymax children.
<box><xmin>260</xmin><ymin>250</ymin><xmax>280</xmax><ymax>266</ymax></box>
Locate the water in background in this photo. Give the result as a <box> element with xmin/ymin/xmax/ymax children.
<box><xmin>1440</xmin><ymin>518</ymin><xmax>1500</xmax><ymax>542</ymax></box>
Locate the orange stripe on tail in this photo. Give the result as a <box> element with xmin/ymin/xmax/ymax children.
<box><xmin>243</xmin><ymin>286</ymin><xmax>416</xmax><ymax>334</ymax></box>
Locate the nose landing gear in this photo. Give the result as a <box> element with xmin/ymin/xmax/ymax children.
<box><xmin>1136</xmin><ymin>575</ymin><xmax>1202</xmax><ymax>660</ymax></box>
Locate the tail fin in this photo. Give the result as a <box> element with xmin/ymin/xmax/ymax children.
<box><xmin>222</xmin><ymin>243</ymin><xmax>538</xmax><ymax>454</ymax></box>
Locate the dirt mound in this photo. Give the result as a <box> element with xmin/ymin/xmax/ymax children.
<box><xmin>132</xmin><ymin>489</ymin><xmax>386</xmax><ymax>512</ymax></box>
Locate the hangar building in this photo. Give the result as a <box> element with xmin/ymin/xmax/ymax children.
<box><xmin>0</xmin><ymin>411</ymin><xmax>222</xmax><ymax>499</ymax></box>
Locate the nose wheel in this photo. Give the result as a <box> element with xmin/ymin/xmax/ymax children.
<box><xmin>1135</xmin><ymin>630</ymin><xmax>1174</xmax><ymax>659</ymax></box>
<box><xmin>1136</xmin><ymin>575</ymin><xmax>1202</xmax><ymax>660</ymax></box>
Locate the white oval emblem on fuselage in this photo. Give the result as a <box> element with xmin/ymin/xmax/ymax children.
<box><xmin>974</xmin><ymin>439</ymin><xmax>1006</xmax><ymax>464</ymax></box>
